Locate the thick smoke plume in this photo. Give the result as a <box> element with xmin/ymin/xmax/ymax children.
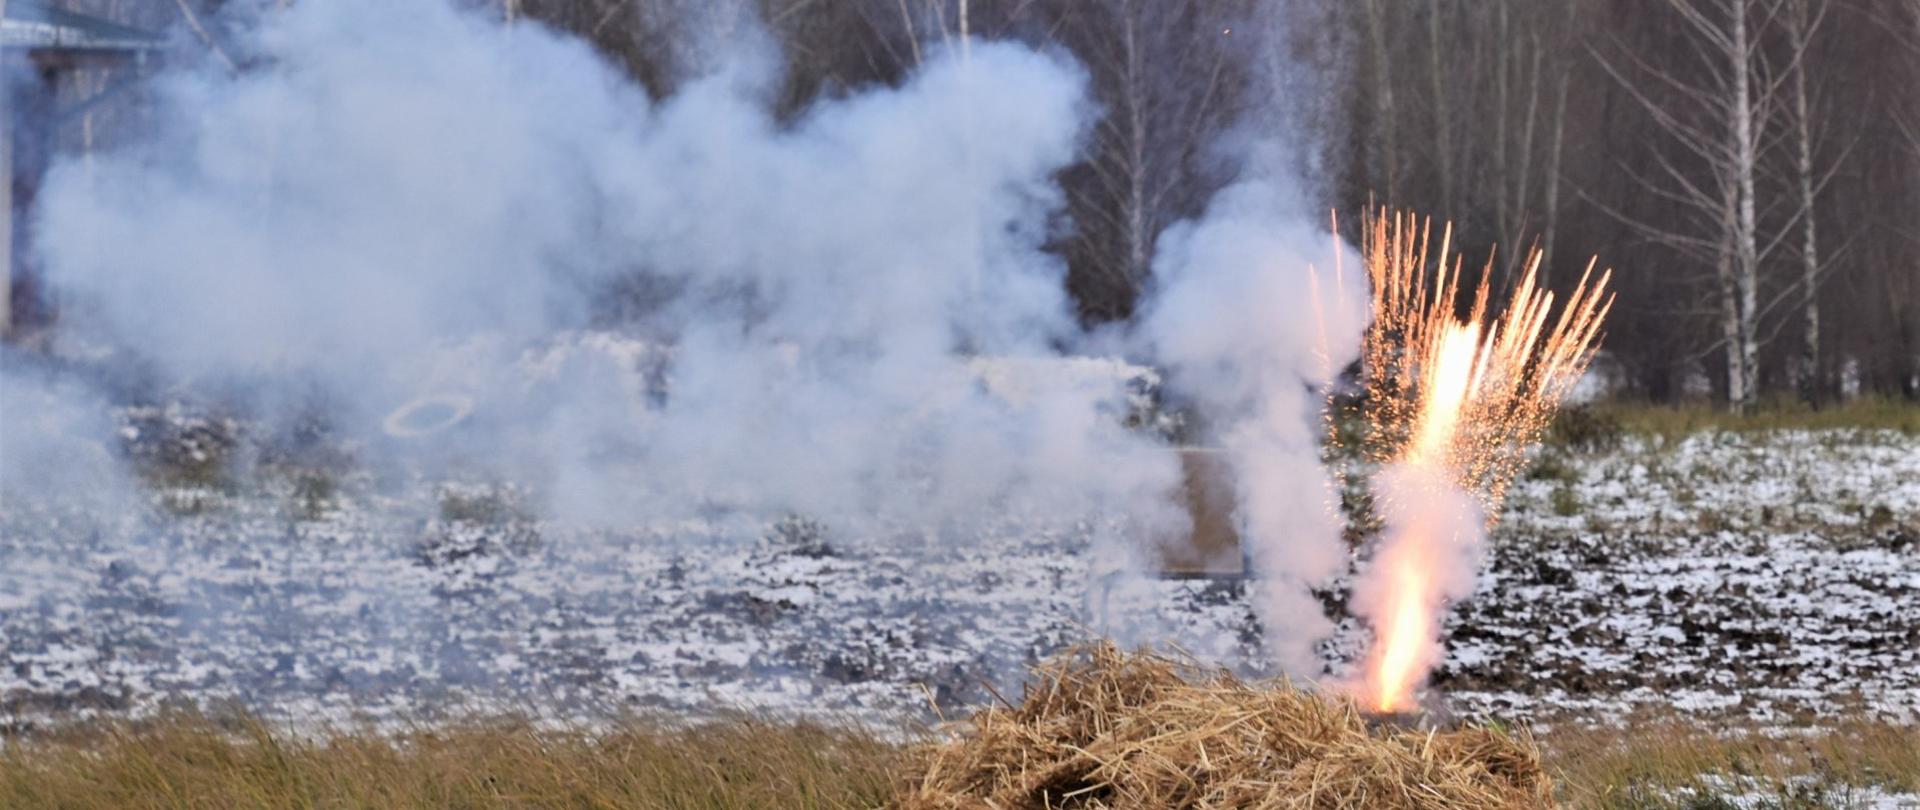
<box><xmin>31</xmin><ymin>0</ymin><xmax>1185</xmax><ymax>531</ymax></box>
<box><xmin>1140</xmin><ymin>176</ymin><xmax>1365</xmax><ymax>675</ymax></box>
<box><xmin>5</xmin><ymin>0</ymin><xmax>1368</xmax><ymax>691</ymax></box>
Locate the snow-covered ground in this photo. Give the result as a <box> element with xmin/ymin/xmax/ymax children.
<box><xmin>1434</xmin><ymin>430</ymin><xmax>1920</xmax><ymax>723</ymax></box>
<box><xmin>1</xmin><ymin>424</ymin><xmax>1915</xmax><ymax>733</ymax></box>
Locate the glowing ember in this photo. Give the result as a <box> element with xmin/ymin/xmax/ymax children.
<box><xmin>1350</xmin><ymin>210</ymin><xmax>1613</xmax><ymax>713</ymax></box>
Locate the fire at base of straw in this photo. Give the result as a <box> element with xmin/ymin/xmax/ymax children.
<box><xmin>1344</xmin><ymin>210</ymin><xmax>1614</xmax><ymax>714</ymax></box>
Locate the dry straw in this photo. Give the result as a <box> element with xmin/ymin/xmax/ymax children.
<box><xmin>894</xmin><ymin>642</ymin><xmax>1555</xmax><ymax>809</ymax></box>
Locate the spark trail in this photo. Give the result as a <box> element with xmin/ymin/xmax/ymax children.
<box><xmin>1348</xmin><ymin>211</ymin><xmax>1613</xmax><ymax>713</ymax></box>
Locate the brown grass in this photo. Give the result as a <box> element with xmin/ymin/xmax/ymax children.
<box><xmin>1545</xmin><ymin>715</ymin><xmax>1920</xmax><ymax>809</ymax></box>
<box><xmin>894</xmin><ymin>643</ymin><xmax>1554</xmax><ymax>809</ymax></box>
<box><xmin>2</xmin><ymin>662</ymin><xmax>1914</xmax><ymax>809</ymax></box>
<box><xmin>0</xmin><ymin>711</ymin><xmax>899</xmax><ymax>809</ymax></box>
<box><xmin>1592</xmin><ymin>396</ymin><xmax>1920</xmax><ymax>440</ymax></box>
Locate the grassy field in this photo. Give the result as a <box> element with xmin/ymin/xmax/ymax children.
<box><xmin>0</xmin><ymin>713</ymin><xmax>899</xmax><ymax>810</ymax></box>
<box><xmin>2</xmin><ymin>711</ymin><xmax>1915</xmax><ymax>809</ymax></box>
<box><xmin>1544</xmin><ymin>717</ymin><xmax>1920</xmax><ymax>809</ymax></box>
<box><xmin>1552</xmin><ymin>397</ymin><xmax>1920</xmax><ymax>448</ymax></box>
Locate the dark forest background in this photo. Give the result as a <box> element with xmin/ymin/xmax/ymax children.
<box><xmin>25</xmin><ymin>0</ymin><xmax>1920</xmax><ymax>408</ymax></box>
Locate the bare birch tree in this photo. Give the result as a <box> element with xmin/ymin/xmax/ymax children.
<box><xmin>1592</xmin><ymin>0</ymin><xmax>1775</xmax><ymax>410</ymax></box>
<box><xmin>1361</xmin><ymin>0</ymin><xmax>1399</xmax><ymax>204</ymax></box>
<box><xmin>1427</xmin><ymin>0</ymin><xmax>1452</xmax><ymax>219</ymax></box>
<box><xmin>1781</xmin><ymin>0</ymin><xmax>1829</xmax><ymax>404</ymax></box>
<box><xmin>1538</xmin><ymin>67</ymin><xmax>1569</xmax><ymax>281</ymax></box>
<box><xmin>1046</xmin><ymin>0</ymin><xmax>1251</xmax><ymax>319</ymax></box>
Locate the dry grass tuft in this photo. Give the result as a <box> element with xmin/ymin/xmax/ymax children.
<box><xmin>893</xmin><ymin>642</ymin><xmax>1555</xmax><ymax>809</ymax></box>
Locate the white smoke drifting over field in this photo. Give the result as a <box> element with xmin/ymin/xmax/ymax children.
<box><xmin>0</xmin><ymin>365</ymin><xmax>136</xmax><ymax>514</ymax></box>
<box><xmin>1140</xmin><ymin>177</ymin><xmax>1366</xmax><ymax>675</ymax></box>
<box><xmin>32</xmin><ymin>0</ymin><xmax>1188</xmax><ymax>529</ymax></box>
<box><xmin>13</xmin><ymin>0</ymin><xmax>1367</xmax><ymax>682</ymax></box>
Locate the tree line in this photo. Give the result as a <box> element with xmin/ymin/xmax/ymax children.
<box><xmin>1310</xmin><ymin>0</ymin><xmax>1920</xmax><ymax>408</ymax></box>
<box><xmin>35</xmin><ymin>0</ymin><xmax>1920</xmax><ymax>407</ymax></box>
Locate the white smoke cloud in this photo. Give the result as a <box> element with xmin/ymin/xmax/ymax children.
<box><xmin>0</xmin><ymin>362</ymin><xmax>136</xmax><ymax>515</ymax></box>
<box><xmin>16</xmin><ymin>0</ymin><xmax>1386</xmax><ymax>692</ymax></box>
<box><xmin>32</xmin><ymin>0</ymin><xmax>1178</xmax><ymax>530</ymax></box>
<box><xmin>1138</xmin><ymin>175</ymin><xmax>1367</xmax><ymax>676</ymax></box>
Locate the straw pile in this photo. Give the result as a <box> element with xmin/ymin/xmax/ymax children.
<box><xmin>894</xmin><ymin>643</ymin><xmax>1555</xmax><ymax>809</ymax></box>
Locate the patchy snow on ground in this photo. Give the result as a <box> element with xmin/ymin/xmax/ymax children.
<box><xmin>1</xmin><ymin>425</ymin><xmax>1916</xmax><ymax>732</ymax></box>
<box><xmin>1435</xmin><ymin>430</ymin><xmax>1920</xmax><ymax>724</ymax></box>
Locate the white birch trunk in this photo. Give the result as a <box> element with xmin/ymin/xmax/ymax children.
<box><xmin>1540</xmin><ymin>69</ymin><xmax>1568</xmax><ymax>283</ymax></box>
<box><xmin>1429</xmin><ymin>0</ymin><xmax>1452</xmax><ymax>217</ymax></box>
<box><xmin>1789</xmin><ymin>0</ymin><xmax>1823</xmax><ymax>405</ymax></box>
<box><xmin>1363</xmin><ymin>0</ymin><xmax>1398</xmax><ymax>202</ymax></box>
<box><xmin>1509</xmin><ymin>39</ymin><xmax>1542</xmax><ymax>277</ymax></box>
<box><xmin>1122</xmin><ymin>10</ymin><xmax>1148</xmax><ymax>288</ymax></box>
<box><xmin>1720</xmin><ymin>244</ymin><xmax>1748</xmax><ymax>406</ymax></box>
<box><xmin>1731</xmin><ymin>0</ymin><xmax>1761</xmax><ymax>412</ymax></box>
<box><xmin>1494</xmin><ymin>2</ymin><xmax>1510</xmax><ymax>238</ymax></box>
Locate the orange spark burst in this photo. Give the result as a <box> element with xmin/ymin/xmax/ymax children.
<box><xmin>1354</xmin><ymin>210</ymin><xmax>1613</xmax><ymax>713</ymax></box>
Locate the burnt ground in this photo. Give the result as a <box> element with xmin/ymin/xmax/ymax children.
<box><xmin>1</xmin><ymin>427</ymin><xmax>1915</xmax><ymax>733</ymax></box>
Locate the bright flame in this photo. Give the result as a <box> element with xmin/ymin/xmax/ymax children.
<box><xmin>1372</xmin><ymin>548</ymin><xmax>1437</xmax><ymax>712</ymax></box>
<box><xmin>1351</xmin><ymin>210</ymin><xmax>1613</xmax><ymax>713</ymax></box>
<box><xmin>1408</xmin><ymin>323</ymin><xmax>1481</xmax><ymax>464</ymax></box>
<box><xmin>1371</xmin><ymin>323</ymin><xmax>1480</xmax><ymax>712</ymax></box>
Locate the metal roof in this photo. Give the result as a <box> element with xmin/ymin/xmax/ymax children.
<box><xmin>2</xmin><ymin>1</ymin><xmax>166</xmax><ymax>52</ymax></box>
